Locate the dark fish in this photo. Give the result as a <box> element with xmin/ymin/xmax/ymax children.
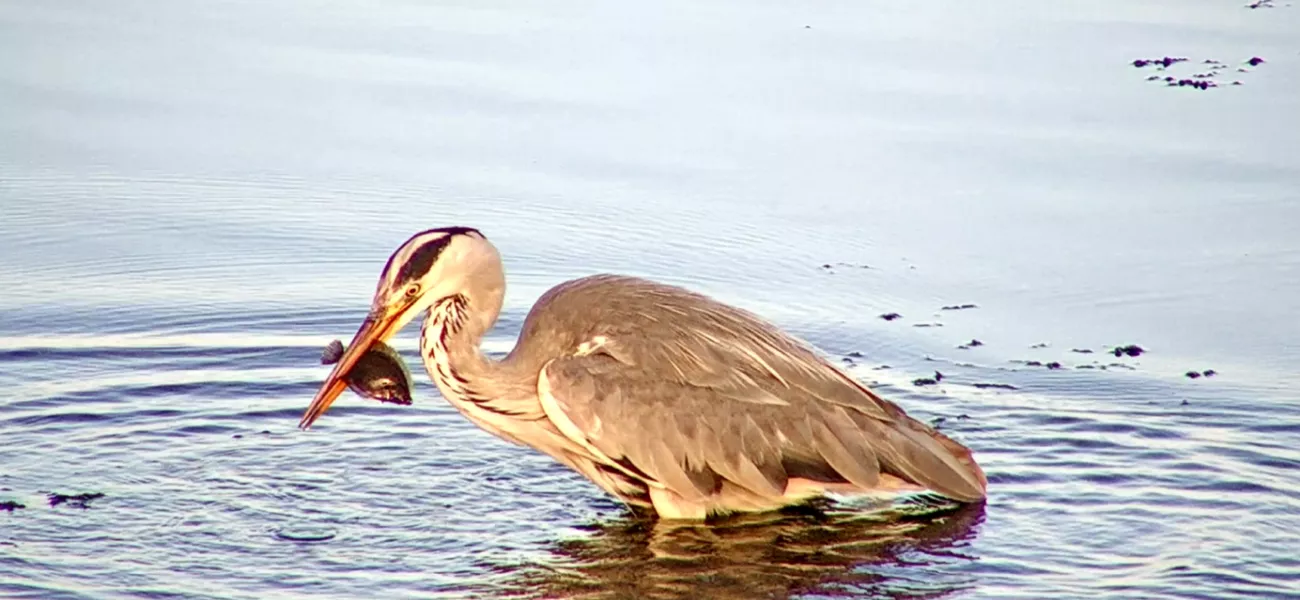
<box><xmin>321</xmin><ymin>339</ymin><xmax>414</xmax><ymax>405</ymax></box>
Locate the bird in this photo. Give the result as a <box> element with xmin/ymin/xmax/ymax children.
<box><xmin>299</xmin><ymin>226</ymin><xmax>987</xmax><ymax>519</ymax></box>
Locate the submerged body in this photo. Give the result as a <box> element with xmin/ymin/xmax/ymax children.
<box><xmin>301</xmin><ymin>227</ymin><xmax>987</xmax><ymax>519</ymax></box>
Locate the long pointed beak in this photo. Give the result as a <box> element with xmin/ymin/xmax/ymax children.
<box><xmin>299</xmin><ymin>309</ymin><xmax>403</xmax><ymax>430</ymax></box>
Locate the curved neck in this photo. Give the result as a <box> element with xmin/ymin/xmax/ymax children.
<box><xmin>417</xmin><ymin>275</ymin><xmax>542</xmax><ymax>427</ymax></box>
<box><xmin>420</xmin><ymin>294</ymin><xmax>491</xmax><ymax>400</ymax></box>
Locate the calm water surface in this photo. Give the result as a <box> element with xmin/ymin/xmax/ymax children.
<box><xmin>2</xmin><ymin>1</ymin><xmax>1299</xmax><ymax>598</ymax></box>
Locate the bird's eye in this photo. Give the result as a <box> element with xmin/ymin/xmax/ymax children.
<box><xmin>404</xmin><ymin>285</ymin><xmax>420</xmax><ymax>298</ymax></box>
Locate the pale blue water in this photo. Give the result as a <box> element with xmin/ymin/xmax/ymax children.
<box><xmin>2</xmin><ymin>1</ymin><xmax>1299</xmax><ymax>598</ymax></box>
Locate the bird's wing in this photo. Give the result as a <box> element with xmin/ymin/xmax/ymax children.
<box><xmin>535</xmin><ymin>334</ymin><xmax>986</xmax><ymax>503</ymax></box>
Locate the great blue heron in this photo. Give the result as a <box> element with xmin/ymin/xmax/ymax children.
<box><xmin>299</xmin><ymin>227</ymin><xmax>987</xmax><ymax>519</ymax></box>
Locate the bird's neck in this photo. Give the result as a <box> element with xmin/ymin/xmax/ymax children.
<box><xmin>420</xmin><ymin>294</ymin><xmax>485</xmax><ymax>400</ymax></box>
<box><xmin>418</xmin><ymin>295</ymin><xmax>543</xmax><ymax>428</ymax></box>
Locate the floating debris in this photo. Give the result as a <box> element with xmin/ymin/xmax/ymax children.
<box><xmin>322</xmin><ymin>339</ymin><xmax>414</xmax><ymax>405</ymax></box>
<box><xmin>912</xmin><ymin>371</ymin><xmax>944</xmax><ymax>386</ymax></box>
<box><xmin>879</xmin><ymin>313</ymin><xmax>902</xmax><ymax>321</ymax></box>
<box><xmin>1246</xmin><ymin>0</ymin><xmax>1274</xmax><ymax>8</ymax></box>
<box><xmin>1133</xmin><ymin>55</ymin><xmax>1265</xmax><ymax>90</ymax></box>
<box><xmin>1169</xmin><ymin>78</ymin><xmax>1216</xmax><ymax>90</ymax></box>
<box><xmin>1112</xmin><ymin>344</ymin><xmax>1145</xmax><ymax>358</ymax></box>
<box><xmin>1185</xmin><ymin>371</ymin><xmax>1203</xmax><ymax>379</ymax></box>
<box><xmin>1070</xmin><ymin>348</ymin><xmax>1094</xmax><ymax>354</ymax></box>
<box><xmin>0</xmin><ymin>501</ymin><xmax>24</xmax><ymax>512</ymax></box>
<box><xmin>941</xmin><ymin>304</ymin><xmax>978</xmax><ymax>311</ymax></box>
<box><xmin>1202</xmin><ymin>369</ymin><xmax>1217</xmax><ymax>377</ymax></box>
<box><xmin>957</xmin><ymin>339</ymin><xmax>984</xmax><ymax>350</ymax></box>
<box><xmin>275</xmin><ymin>527</ymin><xmax>337</xmax><ymax>543</ymax></box>
<box><xmin>1030</xmin><ymin>342</ymin><xmax>1049</xmax><ymax>349</ymax></box>
<box><xmin>972</xmin><ymin>382</ymin><xmax>1018</xmax><ymax>390</ymax></box>
<box><xmin>1013</xmin><ymin>359</ymin><xmax>1064</xmax><ymax>369</ymax></box>
<box><xmin>912</xmin><ymin>323</ymin><xmax>943</xmax><ymax>328</ymax></box>
<box><xmin>846</xmin><ymin>351</ymin><xmax>864</xmax><ymax>358</ymax></box>
<box><xmin>1133</xmin><ymin>56</ymin><xmax>1188</xmax><ymax>68</ymax></box>
<box><xmin>46</xmin><ymin>492</ymin><xmax>105</xmax><ymax>509</ymax></box>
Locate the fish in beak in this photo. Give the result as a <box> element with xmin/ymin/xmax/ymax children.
<box><xmin>321</xmin><ymin>338</ymin><xmax>413</xmax><ymax>405</ymax></box>
<box><xmin>299</xmin><ymin>308</ymin><xmax>411</xmax><ymax>429</ymax></box>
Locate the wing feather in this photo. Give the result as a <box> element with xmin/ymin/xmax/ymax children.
<box><xmin>811</xmin><ymin>414</ymin><xmax>882</xmax><ymax>489</ymax></box>
<box><xmin>520</xmin><ymin>275</ymin><xmax>987</xmax><ymax>505</ymax></box>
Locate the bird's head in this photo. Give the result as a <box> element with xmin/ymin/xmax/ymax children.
<box><xmin>299</xmin><ymin>226</ymin><xmax>501</xmax><ymax>429</ymax></box>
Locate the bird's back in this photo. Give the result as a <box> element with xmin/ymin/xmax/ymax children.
<box><xmin>510</xmin><ymin>274</ymin><xmax>987</xmax><ymax>508</ymax></box>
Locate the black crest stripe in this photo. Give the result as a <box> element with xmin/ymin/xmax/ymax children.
<box><xmin>386</xmin><ymin>227</ymin><xmax>484</xmax><ymax>286</ymax></box>
<box><xmin>396</xmin><ymin>236</ymin><xmax>452</xmax><ymax>285</ymax></box>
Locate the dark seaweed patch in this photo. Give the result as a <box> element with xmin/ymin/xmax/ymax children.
<box><xmin>1132</xmin><ymin>56</ymin><xmax>1188</xmax><ymax>68</ymax></box>
<box><xmin>912</xmin><ymin>371</ymin><xmax>944</xmax><ymax>386</ymax></box>
<box><xmin>1113</xmin><ymin>345</ymin><xmax>1145</xmax><ymax>357</ymax></box>
<box><xmin>46</xmin><ymin>492</ymin><xmax>105</xmax><ymax>509</ymax></box>
<box><xmin>1132</xmin><ymin>55</ymin><xmax>1265</xmax><ymax>90</ymax></box>
<box><xmin>819</xmin><ymin>262</ymin><xmax>870</xmax><ymax>273</ymax></box>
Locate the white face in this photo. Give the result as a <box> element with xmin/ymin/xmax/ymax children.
<box><xmin>371</xmin><ymin>227</ymin><xmax>496</xmax><ymax>334</ymax></box>
<box><xmin>298</xmin><ymin>226</ymin><xmax>495</xmax><ymax>429</ymax></box>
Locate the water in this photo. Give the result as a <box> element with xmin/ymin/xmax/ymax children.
<box><xmin>2</xmin><ymin>1</ymin><xmax>1299</xmax><ymax>598</ymax></box>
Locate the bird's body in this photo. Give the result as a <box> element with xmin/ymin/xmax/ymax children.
<box><xmin>301</xmin><ymin>227</ymin><xmax>987</xmax><ymax>519</ymax></box>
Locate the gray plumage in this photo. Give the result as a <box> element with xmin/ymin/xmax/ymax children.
<box><xmin>300</xmin><ymin>227</ymin><xmax>987</xmax><ymax>519</ymax></box>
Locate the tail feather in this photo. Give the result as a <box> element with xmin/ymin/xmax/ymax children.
<box><xmin>862</xmin><ymin>415</ymin><xmax>987</xmax><ymax>502</ymax></box>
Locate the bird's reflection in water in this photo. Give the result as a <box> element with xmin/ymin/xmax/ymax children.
<box><xmin>500</xmin><ymin>497</ymin><xmax>985</xmax><ymax>599</ymax></box>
